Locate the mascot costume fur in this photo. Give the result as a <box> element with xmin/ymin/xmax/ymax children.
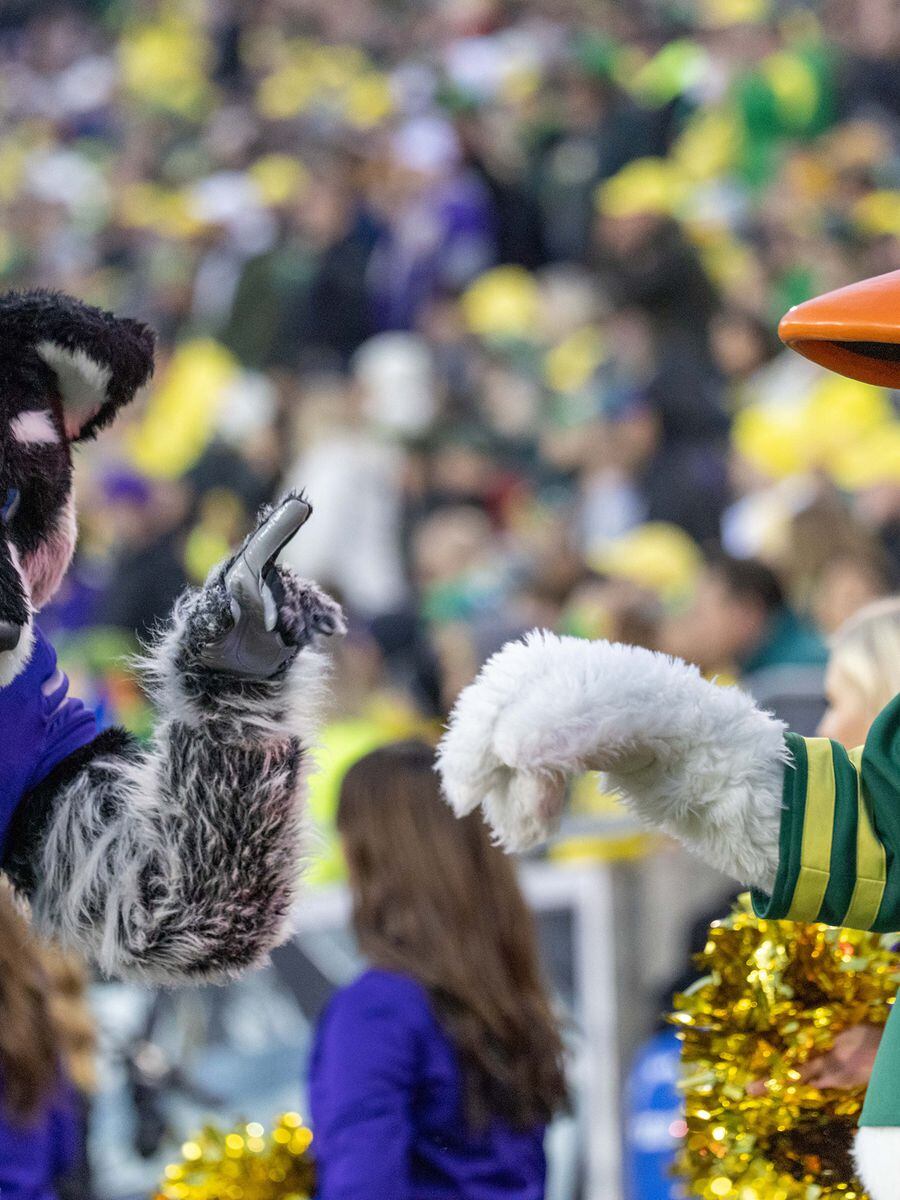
<box><xmin>0</xmin><ymin>289</ymin><xmax>343</xmax><ymax>983</ymax></box>
<box><xmin>437</xmin><ymin>269</ymin><xmax>900</xmax><ymax>1200</ymax></box>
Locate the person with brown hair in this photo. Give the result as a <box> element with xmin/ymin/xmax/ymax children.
<box><xmin>0</xmin><ymin>885</ymin><xmax>79</xmax><ymax>1200</ymax></box>
<box><xmin>308</xmin><ymin>740</ymin><xmax>567</xmax><ymax>1199</ymax></box>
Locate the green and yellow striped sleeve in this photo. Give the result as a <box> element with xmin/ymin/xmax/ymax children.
<box><xmin>752</xmin><ymin>693</ymin><xmax>900</xmax><ymax>933</ymax></box>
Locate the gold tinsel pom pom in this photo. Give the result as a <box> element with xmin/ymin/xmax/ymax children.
<box><xmin>154</xmin><ymin>1113</ymin><xmax>316</xmax><ymax>1200</ymax></box>
<box><xmin>671</xmin><ymin>896</ymin><xmax>900</xmax><ymax>1200</ymax></box>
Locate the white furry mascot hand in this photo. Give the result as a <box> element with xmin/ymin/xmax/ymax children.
<box><xmin>438</xmin><ymin>631</ymin><xmax>788</xmax><ymax>890</ymax></box>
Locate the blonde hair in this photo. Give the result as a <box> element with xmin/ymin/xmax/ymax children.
<box><xmin>829</xmin><ymin>596</ymin><xmax>900</xmax><ymax>715</ymax></box>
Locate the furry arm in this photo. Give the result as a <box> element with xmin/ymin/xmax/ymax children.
<box><xmin>18</xmin><ymin>532</ymin><xmax>343</xmax><ymax>983</ymax></box>
<box><xmin>437</xmin><ymin>631</ymin><xmax>789</xmax><ymax>890</ymax></box>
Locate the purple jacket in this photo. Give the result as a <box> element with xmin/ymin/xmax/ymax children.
<box><xmin>0</xmin><ymin>1081</ymin><xmax>79</xmax><ymax>1200</ymax></box>
<box><xmin>0</xmin><ymin>626</ymin><xmax>97</xmax><ymax>856</ymax></box>
<box><xmin>309</xmin><ymin>969</ymin><xmax>547</xmax><ymax>1200</ymax></box>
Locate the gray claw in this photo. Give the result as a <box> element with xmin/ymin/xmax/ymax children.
<box><xmin>196</xmin><ymin>494</ymin><xmax>316</xmax><ymax>678</ymax></box>
<box><xmin>226</xmin><ymin>495</ymin><xmax>312</xmax><ymax>586</ymax></box>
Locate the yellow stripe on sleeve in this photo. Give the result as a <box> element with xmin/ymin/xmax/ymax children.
<box><xmin>842</xmin><ymin>746</ymin><xmax>887</xmax><ymax>931</ymax></box>
<box><xmin>786</xmin><ymin>738</ymin><xmax>836</xmax><ymax>922</ymax></box>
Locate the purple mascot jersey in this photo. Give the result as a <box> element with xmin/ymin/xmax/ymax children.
<box><xmin>0</xmin><ymin>627</ymin><xmax>97</xmax><ymax>855</ymax></box>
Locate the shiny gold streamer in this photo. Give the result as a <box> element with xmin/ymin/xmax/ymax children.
<box><xmin>154</xmin><ymin>1112</ymin><xmax>315</xmax><ymax>1200</ymax></box>
<box><xmin>671</xmin><ymin>896</ymin><xmax>900</xmax><ymax>1200</ymax></box>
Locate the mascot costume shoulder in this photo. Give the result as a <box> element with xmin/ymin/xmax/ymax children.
<box><xmin>437</xmin><ymin>270</ymin><xmax>900</xmax><ymax>1200</ymax></box>
<box><xmin>0</xmin><ymin>289</ymin><xmax>343</xmax><ymax>983</ymax></box>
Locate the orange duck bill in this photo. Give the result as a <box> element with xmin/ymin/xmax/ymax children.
<box><xmin>779</xmin><ymin>268</ymin><xmax>900</xmax><ymax>387</ymax></box>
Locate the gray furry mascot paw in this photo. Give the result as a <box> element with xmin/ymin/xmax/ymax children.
<box><xmin>0</xmin><ymin>290</ymin><xmax>343</xmax><ymax>983</ymax></box>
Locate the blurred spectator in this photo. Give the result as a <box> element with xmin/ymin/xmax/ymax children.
<box><xmin>819</xmin><ymin>595</ymin><xmax>900</xmax><ymax>747</ymax></box>
<box><xmin>279</xmin><ymin>372</ymin><xmax>409</xmax><ymax>617</ymax></box>
<box><xmin>532</xmin><ymin>56</ymin><xmax>657</xmax><ymax>263</ymax></box>
<box><xmin>594</xmin><ymin>162</ymin><xmax>730</xmax><ymax>541</ymax></box>
<box><xmin>224</xmin><ymin>161</ymin><xmax>379</xmax><ymax>370</ymax></box>
<box><xmin>662</xmin><ymin>553</ymin><xmax>828</xmax><ymax>731</ymax></box>
<box><xmin>96</xmin><ymin>477</ymin><xmax>191</xmax><ymax>641</ymax></box>
<box><xmin>309</xmin><ymin>741</ymin><xmax>568</xmax><ymax>1199</ymax></box>
<box><xmin>813</xmin><ymin>547</ymin><xmax>895</xmax><ymax>636</ymax></box>
<box><xmin>368</xmin><ymin>116</ymin><xmax>498</xmax><ymax>330</ymax></box>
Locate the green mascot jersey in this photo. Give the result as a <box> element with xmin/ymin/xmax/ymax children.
<box><xmin>751</xmin><ymin>693</ymin><xmax>900</xmax><ymax>1126</ymax></box>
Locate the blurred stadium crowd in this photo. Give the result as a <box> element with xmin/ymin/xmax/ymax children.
<box><xmin>2</xmin><ymin>0</ymin><xmax>899</xmax><ymax>857</ymax></box>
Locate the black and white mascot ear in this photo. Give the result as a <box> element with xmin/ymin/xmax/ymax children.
<box><xmin>0</xmin><ymin>291</ymin><xmax>155</xmax><ymax>682</ymax></box>
<box><xmin>0</xmin><ymin>289</ymin><xmax>155</xmax><ymax>441</ymax></box>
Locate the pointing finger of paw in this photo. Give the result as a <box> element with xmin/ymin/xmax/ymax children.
<box><xmin>241</xmin><ymin>495</ymin><xmax>312</xmax><ymax>576</ymax></box>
